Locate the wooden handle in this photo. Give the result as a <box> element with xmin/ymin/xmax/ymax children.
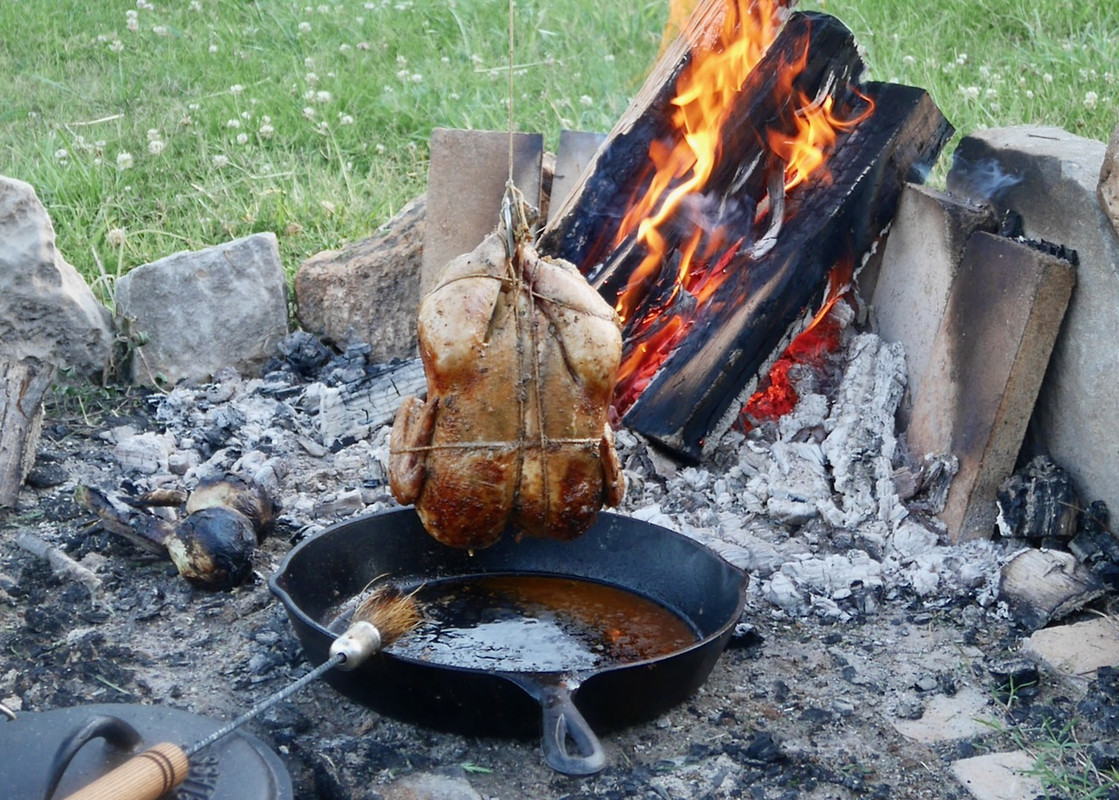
<box><xmin>61</xmin><ymin>742</ymin><xmax>189</xmax><ymax>800</ymax></box>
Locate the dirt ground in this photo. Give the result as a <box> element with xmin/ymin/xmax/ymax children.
<box><xmin>1</xmin><ymin>386</ymin><xmax>1116</xmax><ymax>800</ymax></box>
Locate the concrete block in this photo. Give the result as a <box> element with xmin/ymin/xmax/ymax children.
<box><xmin>870</xmin><ymin>183</ymin><xmax>996</xmax><ymax>421</ymax></box>
<box><xmin>421</xmin><ymin>128</ymin><xmax>543</xmax><ymax>294</ymax></box>
<box><xmin>907</xmin><ymin>232</ymin><xmax>1075</xmax><ymax>541</ymax></box>
<box><xmin>948</xmin><ymin>126</ymin><xmax>1119</xmax><ymax>524</ymax></box>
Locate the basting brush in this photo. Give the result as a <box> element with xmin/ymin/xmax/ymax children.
<box><xmin>59</xmin><ymin>586</ymin><xmax>421</xmax><ymax>800</ymax></box>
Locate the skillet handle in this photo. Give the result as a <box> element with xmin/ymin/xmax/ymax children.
<box><xmin>537</xmin><ymin>683</ymin><xmax>606</xmax><ymax>776</ymax></box>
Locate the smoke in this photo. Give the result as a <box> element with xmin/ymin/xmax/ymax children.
<box><xmin>950</xmin><ymin>154</ymin><xmax>1023</xmax><ymax>204</ymax></box>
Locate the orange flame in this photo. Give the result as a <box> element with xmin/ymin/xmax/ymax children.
<box><xmin>608</xmin><ymin>0</ymin><xmax>874</xmax><ymax>416</ymax></box>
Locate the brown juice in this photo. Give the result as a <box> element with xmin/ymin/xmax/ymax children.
<box><xmin>387</xmin><ymin>574</ymin><xmax>699</xmax><ymax>672</ymax></box>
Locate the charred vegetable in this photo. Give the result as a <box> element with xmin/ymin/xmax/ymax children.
<box><xmin>166</xmin><ymin>506</ymin><xmax>257</xmax><ymax>589</ymax></box>
<box><xmin>77</xmin><ymin>476</ymin><xmax>276</xmax><ymax>590</ymax></box>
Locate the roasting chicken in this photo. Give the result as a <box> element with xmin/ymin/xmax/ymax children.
<box><xmin>389</xmin><ymin>193</ymin><xmax>624</xmax><ymax>549</ymax></box>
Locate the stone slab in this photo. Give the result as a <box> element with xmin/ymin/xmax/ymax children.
<box><xmin>1024</xmin><ymin>616</ymin><xmax>1119</xmax><ymax>687</ymax></box>
<box><xmin>951</xmin><ymin>751</ymin><xmax>1043</xmax><ymax>800</ymax></box>
<box><xmin>892</xmin><ymin>685</ymin><xmax>995</xmax><ymax>743</ymax></box>
<box><xmin>907</xmin><ymin>231</ymin><xmax>1075</xmax><ymax>541</ymax></box>
<box><xmin>421</xmin><ymin>128</ymin><xmax>543</xmax><ymax>294</ymax></box>
<box><xmin>115</xmin><ymin>233</ymin><xmax>288</xmax><ymax>387</ymax></box>
<box><xmin>870</xmin><ymin>182</ymin><xmax>996</xmax><ymax>423</ymax></box>
<box><xmin>948</xmin><ymin>127</ymin><xmax>1119</xmax><ymax>525</ymax></box>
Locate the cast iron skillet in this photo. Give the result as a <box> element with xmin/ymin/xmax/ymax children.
<box><xmin>269</xmin><ymin>508</ymin><xmax>747</xmax><ymax>775</ymax></box>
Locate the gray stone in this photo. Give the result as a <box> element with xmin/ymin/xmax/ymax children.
<box><xmin>870</xmin><ymin>183</ymin><xmax>996</xmax><ymax>421</ymax></box>
<box><xmin>948</xmin><ymin>126</ymin><xmax>1119</xmax><ymax>526</ymax></box>
<box><xmin>0</xmin><ymin>176</ymin><xmax>112</xmax><ymax>375</ymax></box>
<box><xmin>294</xmin><ymin>196</ymin><xmax>424</xmax><ymax>363</ymax></box>
<box><xmin>115</xmin><ymin>233</ymin><xmax>288</xmax><ymax>387</ymax></box>
<box><xmin>1100</xmin><ymin>122</ymin><xmax>1119</xmax><ymax>239</ymax></box>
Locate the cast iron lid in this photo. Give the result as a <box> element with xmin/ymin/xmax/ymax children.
<box><xmin>0</xmin><ymin>702</ymin><xmax>292</xmax><ymax>800</ymax></box>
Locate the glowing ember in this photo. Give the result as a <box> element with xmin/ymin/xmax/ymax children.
<box><xmin>606</xmin><ymin>0</ymin><xmax>874</xmax><ymax>417</ymax></box>
<box><xmin>740</xmin><ymin>259</ymin><xmax>853</xmax><ymax>429</ymax></box>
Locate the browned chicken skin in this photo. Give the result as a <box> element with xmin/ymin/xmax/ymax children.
<box><xmin>389</xmin><ymin>202</ymin><xmax>624</xmax><ymax>549</ymax></box>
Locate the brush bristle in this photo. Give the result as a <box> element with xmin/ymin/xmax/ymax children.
<box><xmin>352</xmin><ymin>586</ymin><xmax>422</xmax><ymax>646</ymax></box>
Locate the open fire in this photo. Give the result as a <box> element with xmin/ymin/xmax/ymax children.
<box><xmin>541</xmin><ymin>0</ymin><xmax>950</xmax><ymax>460</ymax></box>
<box><xmin>603</xmin><ymin>0</ymin><xmax>873</xmax><ymax>418</ymax></box>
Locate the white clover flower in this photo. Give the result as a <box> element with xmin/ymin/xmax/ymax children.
<box><xmin>339</xmin><ymin>43</ymin><xmax>351</xmax><ymax>53</ymax></box>
<box><xmin>375</xmin><ymin>143</ymin><xmax>385</xmax><ymax>154</ymax></box>
<box><xmin>236</xmin><ymin>132</ymin><xmax>249</xmax><ymax>145</ymax></box>
<box><xmin>209</xmin><ymin>43</ymin><xmax>218</xmax><ymax>53</ymax></box>
<box><xmin>1025</xmin><ymin>90</ymin><xmax>1035</xmax><ymax>99</ymax></box>
<box><xmin>305</xmin><ymin>72</ymin><xmax>318</xmax><ymax>85</ymax></box>
<box><xmin>259</xmin><ymin>123</ymin><xmax>275</xmax><ymax>138</ymax></box>
<box><xmin>985</xmin><ymin>87</ymin><xmax>998</xmax><ymax>99</ymax></box>
<box><xmin>152</xmin><ymin>25</ymin><xmax>169</xmax><ymax>36</ymax></box>
<box><xmin>338</xmin><ymin>113</ymin><xmax>354</xmax><ymax>125</ymax></box>
<box><xmin>106</xmin><ymin>228</ymin><xmax>126</xmax><ymax>247</ymax></box>
<box><xmin>317</xmin><ymin>4</ymin><xmax>329</xmax><ymax>13</ymax></box>
<box><xmin>356</xmin><ymin>16</ymin><xmax>364</xmax><ymax>24</ymax></box>
<box><xmin>226</xmin><ymin>118</ymin><xmax>241</xmax><ymax>129</ymax></box>
<box><xmin>410</xmin><ymin>73</ymin><xmax>422</xmax><ymax>83</ymax></box>
<box><xmin>146</xmin><ymin>128</ymin><xmax>160</xmax><ymax>141</ymax></box>
<box><xmin>148</xmin><ymin>139</ymin><xmax>165</xmax><ymax>155</ymax></box>
<box><xmin>316</xmin><ymin>120</ymin><xmax>330</xmax><ymax>134</ymax></box>
<box><xmin>230</xmin><ymin>84</ymin><xmax>244</xmax><ymax>96</ymax></box>
<box><xmin>579</xmin><ymin>94</ymin><xmax>593</xmax><ymax>106</ymax></box>
<box><xmin>298</xmin><ymin>21</ymin><xmax>311</xmax><ymax>32</ymax></box>
<box><xmin>395</xmin><ymin>68</ymin><xmax>410</xmax><ymax>81</ymax></box>
<box><xmin>137</xmin><ymin>0</ymin><xmax>154</xmax><ymax>9</ymax></box>
<box><xmin>960</xmin><ymin>86</ymin><xmax>980</xmax><ymax>101</ymax></box>
<box><xmin>240</xmin><ymin>110</ymin><xmax>251</xmax><ymax>119</ymax></box>
<box><xmin>126</xmin><ymin>9</ymin><xmax>138</xmax><ymax>18</ymax></box>
<box><xmin>116</xmin><ymin>152</ymin><xmax>134</xmax><ymax>169</ymax></box>
<box><xmin>315</xmin><ymin>90</ymin><xmax>332</xmax><ymax>103</ymax></box>
<box><xmin>902</xmin><ymin>55</ymin><xmax>915</xmax><ymax>66</ymax></box>
<box><xmin>1084</xmin><ymin>91</ymin><xmax>1099</xmax><ymax>109</ymax></box>
<box><xmin>304</xmin><ymin>56</ymin><xmax>315</xmax><ymax>68</ymax></box>
<box><xmin>54</xmin><ymin>148</ymin><xmax>69</xmax><ymax>162</ymax></box>
<box><xmin>956</xmin><ymin>52</ymin><xmax>967</xmax><ymax>65</ymax></box>
<box><xmin>189</xmin><ymin>0</ymin><xmax>202</xmax><ymax>11</ymax></box>
<box><xmin>396</xmin><ymin>54</ymin><xmax>407</xmax><ymax>66</ymax></box>
<box><xmin>212</xmin><ymin>154</ymin><xmax>230</xmax><ymax>168</ymax></box>
<box><xmin>188</xmin><ymin>102</ymin><xmax>200</xmax><ymax>111</ymax></box>
<box><xmin>302</xmin><ymin>106</ymin><xmax>316</xmax><ymax>119</ymax></box>
<box><xmin>1043</xmin><ymin>73</ymin><xmax>1053</xmax><ymax>83</ymax></box>
<box><xmin>365</xmin><ymin>2</ymin><xmax>375</xmax><ymax>8</ymax></box>
<box><xmin>126</xmin><ymin>17</ymin><xmax>139</xmax><ymax>32</ymax></box>
<box><xmin>604</xmin><ymin>53</ymin><xmax>615</xmax><ymax>62</ymax></box>
<box><xmin>109</xmin><ymin>40</ymin><xmax>124</xmax><ymax>53</ymax></box>
<box><xmin>357</xmin><ymin>41</ymin><xmax>369</xmax><ymax>50</ymax></box>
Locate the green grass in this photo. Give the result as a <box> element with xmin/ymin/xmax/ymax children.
<box><xmin>0</xmin><ymin>0</ymin><xmax>1116</xmax><ymax>303</ymax></box>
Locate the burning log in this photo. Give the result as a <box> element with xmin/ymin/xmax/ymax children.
<box><xmin>541</xmin><ymin>6</ymin><xmax>952</xmax><ymax>459</ymax></box>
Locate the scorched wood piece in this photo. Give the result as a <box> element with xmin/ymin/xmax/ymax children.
<box><xmin>389</xmin><ymin>195</ymin><xmax>624</xmax><ymax>549</ymax></box>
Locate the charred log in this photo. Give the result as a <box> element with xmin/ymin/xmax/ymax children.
<box><xmin>627</xmin><ymin>83</ymin><xmax>951</xmax><ymax>459</ymax></box>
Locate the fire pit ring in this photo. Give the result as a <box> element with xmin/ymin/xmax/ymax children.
<box><xmin>270</xmin><ymin>508</ymin><xmax>748</xmax><ymax>775</ymax></box>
